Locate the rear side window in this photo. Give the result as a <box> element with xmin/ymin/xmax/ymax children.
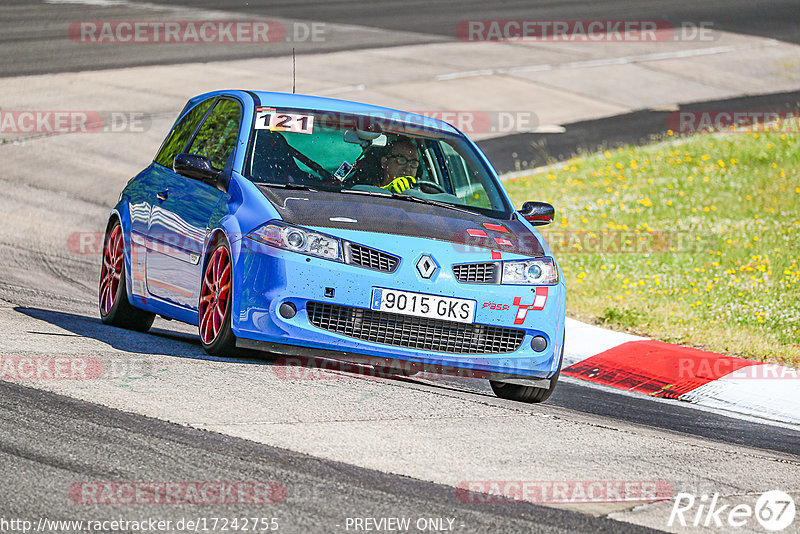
<box><xmin>187</xmin><ymin>99</ymin><xmax>242</xmax><ymax>169</ymax></box>
<box><xmin>154</xmin><ymin>98</ymin><xmax>215</xmax><ymax>168</ymax></box>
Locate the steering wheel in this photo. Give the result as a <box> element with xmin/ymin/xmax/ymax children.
<box><xmin>415</xmin><ymin>180</ymin><xmax>447</xmax><ymax>194</ymax></box>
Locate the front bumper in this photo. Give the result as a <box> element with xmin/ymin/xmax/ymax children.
<box><xmin>231</xmin><ymin>230</ymin><xmax>566</xmax><ymax>379</ymax></box>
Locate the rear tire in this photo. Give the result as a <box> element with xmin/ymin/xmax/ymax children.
<box><xmin>99</xmin><ymin>220</ymin><xmax>155</xmax><ymax>332</ymax></box>
<box><xmin>490</xmin><ymin>341</ymin><xmax>563</xmax><ymax>403</ymax></box>
<box><xmin>199</xmin><ymin>236</ymin><xmax>238</xmax><ymax>356</ymax></box>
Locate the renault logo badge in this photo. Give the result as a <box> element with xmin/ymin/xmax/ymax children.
<box><xmin>416</xmin><ymin>255</ymin><xmax>437</xmax><ymax>279</ymax></box>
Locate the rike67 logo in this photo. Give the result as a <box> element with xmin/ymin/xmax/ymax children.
<box><xmin>669</xmin><ymin>490</ymin><xmax>796</xmax><ymax>531</ymax></box>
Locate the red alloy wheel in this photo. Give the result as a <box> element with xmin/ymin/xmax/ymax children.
<box><xmin>199</xmin><ymin>245</ymin><xmax>232</xmax><ymax>345</ymax></box>
<box><xmin>99</xmin><ymin>225</ymin><xmax>123</xmax><ymax>316</ymax></box>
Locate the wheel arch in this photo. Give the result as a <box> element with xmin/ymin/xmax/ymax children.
<box><xmin>203</xmin><ymin>213</ymin><xmax>249</xmax><ymax>331</ymax></box>
<box><xmin>202</xmin><ymin>228</ymin><xmax>232</xmax><ymax>270</ymax></box>
<box><xmin>198</xmin><ymin>227</ymin><xmax>239</xmax><ymax>351</ymax></box>
<box><xmin>200</xmin><ymin>228</ymin><xmax>235</xmax><ymax>319</ymax></box>
<box><xmin>104</xmin><ymin>207</ymin><xmax>137</xmax><ymax>308</ymax></box>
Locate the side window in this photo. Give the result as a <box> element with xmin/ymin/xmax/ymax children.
<box><xmin>187</xmin><ymin>99</ymin><xmax>242</xmax><ymax>170</ymax></box>
<box><xmin>441</xmin><ymin>142</ymin><xmax>470</xmax><ymax>189</ymax></box>
<box><xmin>441</xmin><ymin>142</ymin><xmax>492</xmax><ymax>209</ymax></box>
<box><xmin>418</xmin><ymin>143</ymin><xmax>437</xmax><ymax>183</ymax></box>
<box><xmin>154</xmin><ymin>98</ymin><xmax>214</xmax><ymax>168</ymax></box>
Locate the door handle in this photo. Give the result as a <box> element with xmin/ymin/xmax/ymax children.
<box><xmin>157</xmin><ymin>190</ymin><xmax>168</xmax><ymax>201</ymax></box>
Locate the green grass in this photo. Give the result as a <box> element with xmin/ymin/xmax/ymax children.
<box><xmin>504</xmin><ymin>122</ymin><xmax>800</xmax><ymax>368</ymax></box>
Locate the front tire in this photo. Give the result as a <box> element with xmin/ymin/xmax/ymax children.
<box><xmin>199</xmin><ymin>237</ymin><xmax>238</xmax><ymax>356</ymax></box>
<box><xmin>99</xmin><ymin>221</ymin><xmax>155</xmax><ymax>332</ymax></box>
<box><xmin>490</xmin><ymin>342</ymin><xmax>563</xmax><ymax>403</ymax></box>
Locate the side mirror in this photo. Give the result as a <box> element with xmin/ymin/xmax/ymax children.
<box><xmin>173</xmin><ymin>153</ymin><xmax>221</xmax><ymax>185</ymax></box>
<box><xmin>519</xmin><ymin>201</ymin><xmax>555</xmax><ymax>226</ymax></box>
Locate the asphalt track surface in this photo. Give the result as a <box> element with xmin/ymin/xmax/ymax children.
<box><xmin>1</xmin><ymin>381</ymin><xmax>653</xmax><ymax>534</ymax></box>
<box><xmin>2</xmin><ymin>0</ymin><xmax>799</xmax><ymax>77</ymax></box>
<box><xmin>2</xmin><ymin>1</ymin><xmax>800</xmax><ymax>533</ymax></box>
<box><xmin>11</xmin><ymin>305</ymin><xmax>800</xmax><ymax>458</ymax></box>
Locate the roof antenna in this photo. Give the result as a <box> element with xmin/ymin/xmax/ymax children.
<box><xmin>292</xmin><ymin>47</ymin><xmax>296</xmax><ymax>94</ymax></box>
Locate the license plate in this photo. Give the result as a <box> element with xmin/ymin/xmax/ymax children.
<box><xmin>370</xmin><ymin>288</ymin><xmax>475</xmax><ymax>324</ymax></box>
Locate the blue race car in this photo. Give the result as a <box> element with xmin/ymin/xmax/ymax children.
<box><xmin>99</xmin><ymin>90</ymin><xmax>566</xmax><ymax>402</ymax></box>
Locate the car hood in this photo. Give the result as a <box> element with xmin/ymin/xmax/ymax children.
<box><xmin>257</xmin><ymin>186</ymin><xmax>544</xmax><ymax>257</ymax></box>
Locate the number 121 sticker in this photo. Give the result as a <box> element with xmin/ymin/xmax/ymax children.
<box><xmin>255</xmin><ymin>108</ymin><xmax>314</xmax><ymax>134</ymax></box>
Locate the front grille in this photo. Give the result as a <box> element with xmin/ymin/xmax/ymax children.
<box><xmin>346</xmin><ymin>243</ymin><xmax>399</xmax><ymax>273</ymax></box>
<box><xmin>453</xmin><ymin>262</ymin><xmax>499</xmax><ymax>284</ymax></box>
<box><xmin>307</xmin><ymin>302</ymin><xmax>524</xmax><ymax>354</ymax></box>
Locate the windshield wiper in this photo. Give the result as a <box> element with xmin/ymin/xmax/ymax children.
<box><xmin>388</xmin><ymin>193</ymin><xmax>479</xmax><ymax>216</ymax></box>
<box><xmin>341</xmin><ymin>189</ymin><xmax>392</xmax><ymax>198</ymax></box>
<box><xmin>262</xmin><ymin>183</ymin><xmax>319</xmax><ymax>192</ymax></box>
<box><xmin>342</xmin><ymin>188</ymin><xmax>479</xmax><ymax>215</ymax></box>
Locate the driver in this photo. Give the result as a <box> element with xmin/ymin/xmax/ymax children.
<box><xmin>379</xmin><ymin>137</ymin><xmax>420</xmax><ymax>193</ymax></box>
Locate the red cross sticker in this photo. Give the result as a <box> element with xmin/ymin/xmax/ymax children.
<box><xmin>512</xmin><ymin>287</ymin><xmax>549</xmax><ymax>325</ymax></box>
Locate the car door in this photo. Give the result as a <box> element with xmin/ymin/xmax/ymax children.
<box><xmin>129</xmin><ymin>97</ymin><xmax>215</xmax><ymax>303</ymax></box>
<box><xmin>146</xmin><ymin>97</ymin><xmax>242</xmax><ymax>308</ymax></box>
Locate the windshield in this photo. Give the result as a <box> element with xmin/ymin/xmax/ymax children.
<box><xmin>243</xmin><ymin>108</ymin><xmax>511</xmax><ymax>218</ymax></box>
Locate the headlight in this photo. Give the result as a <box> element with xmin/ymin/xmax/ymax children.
<box><xmin>247</xmin><ymin>222</ymin><xmax>342</xmax><ymax>261</ymax></box>
<box><xmin>502</xmin><ymin>257</ymin><xmax>559</xmax><ymax>285</ymax></box>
